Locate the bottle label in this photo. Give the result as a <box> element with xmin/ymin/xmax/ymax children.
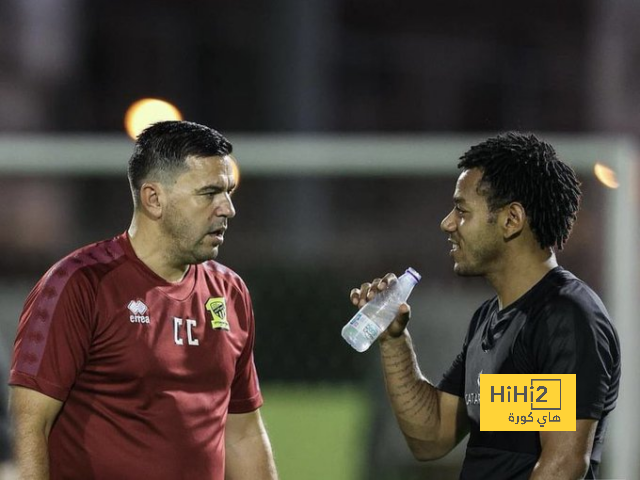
<box><xmin>350</xmin><ymin>312</ymin><xmax>382</xmax><ymax>342</ymax></box>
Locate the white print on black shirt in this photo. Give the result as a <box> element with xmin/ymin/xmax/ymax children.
<box><xmin>466</xmin><ymin>369</ymin><xmax>482</xmax><ymax>405</ymax></box>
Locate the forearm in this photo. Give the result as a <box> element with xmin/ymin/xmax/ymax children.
<box><xmin>529</xmin><ymin>455</ymin><xmax>589</xmax><ymax>480</ymax></box>
<box><xmin>530</xmin><ymin>420</ymin><xmax>595</xmax><ymax>479</ymax></box>
<box><xmin>379</xmin><ymin>331</ymin><xmax>446</xmax><ymax>457</ymax></box>
<box><xmin>13</xmin><ymin>427</ymin><xmax>50</xmax><ymax>480</ymax></box>
<box><xmin>9</xmin><ymin>387</ymin><xmax>62</xmax><ymax>480</ymax></box>
<box><xmin>225</xmin><ymin>429</ymin><xmax>277</xmax><ymax>480</ymax></box>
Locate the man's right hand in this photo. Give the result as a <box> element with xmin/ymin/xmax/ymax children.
<box><xmin>349</xmin><ymin>272</ymin><xmax>412</xmax><ymax>340</ymax></box>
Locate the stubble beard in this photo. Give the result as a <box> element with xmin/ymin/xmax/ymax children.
<box><xmin>452</xmin><ymin>241</ymin><xmax>501</xmax><ymax>278</ymax></box>
<box><xmin>453</xmin><ymin>260</ymin><xmax>484</xmax><ymax>277</ymax></box>
<box><xmin>161</xmin><ymin>210</ymin><xmax>219</xmax><ymax>267</ymax></box>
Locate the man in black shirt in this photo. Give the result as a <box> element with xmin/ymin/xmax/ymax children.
<box><xmin>350</xmin><ymin>132</ymin><xmax>621</xmax><ymax>479</ymax></box>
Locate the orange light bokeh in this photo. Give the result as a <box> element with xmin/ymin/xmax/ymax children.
<box><xmin>229</xmin><ymin>155</ymin><xmax>241</xmax><ymax>190</ymax></box>
<box><xmin>124</xmin><ymin>98</ymin><xmax>183</xmax><ymax>139</ymax></box>
<box><xmin>594</xmin><ymin>162</ymin><xmax>619</xmax><ymax>189</ymax></box>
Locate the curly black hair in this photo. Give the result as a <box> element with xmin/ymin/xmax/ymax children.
<box><xmin>458</xmin><ymin>132</ymin><xmax>581</xmax><ymax>250</ymax></box>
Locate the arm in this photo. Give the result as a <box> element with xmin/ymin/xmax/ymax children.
<box><xmin>225</xmin><ymin>410</ymin><xmax>277</xmax><ymax>480</ymax></box>
<box><xmin>351</xmin><ymin>274</ymin><xmax>469</xmax><ymax>461</ymax></box>
<box><xmin>529</xmin><ymin>419</ymin><xmax>597</xmax><ymax>479</ymax></box>
<box><xmin>9</xmin><ymin>386</ymin><xmax>63</xmax><ymax>480</ymax></box>
<box><xmin>379</xmin><ymin>331</ymin><xmax>469</xmax><ymax>460</ymax></box>
<box><xmin>527</xmin><ymin>296</ymin><xmax>618</xmax><ymax>478</ymax></box>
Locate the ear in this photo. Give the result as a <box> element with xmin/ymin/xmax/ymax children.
<box><xmin>139</xmin><ymin>182</ymin><xmax>164</xmax><ymax>219</ymax></box>
<box><xmin>501</xmin><ymin>202</ymin><xmax>526</xmax><ymax>240</ymax></box>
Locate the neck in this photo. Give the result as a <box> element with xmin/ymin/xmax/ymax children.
<box><xmin>128</xmin><ymin>214</ymin><xmax>189</xmax><ymax>283</ymax></box>
<box><xmin>487</xmin><ymin>248</ymin><xmax>557</xmax><ymax>310</ymax></box>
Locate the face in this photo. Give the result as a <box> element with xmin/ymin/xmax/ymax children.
<box><xmin>440</xmin><ymin>168</ymin><xmax>504</xmax><ymax>276</ymax></box>
<box><xmin>160</xmin><ymin>155</ymin><xmax>236</xmax><ymax>265</ymax></box>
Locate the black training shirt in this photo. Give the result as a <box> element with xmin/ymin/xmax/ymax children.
<box><xmin>437</xmin><ymin>267</ymin><xmax>621</xmax><ymax>480</ymax></box>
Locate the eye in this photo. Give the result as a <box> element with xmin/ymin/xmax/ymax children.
<box><xmin>454</xmin><ymin>205</ymin><xmax>466</xmax><ymax>214</ymax></box>
<box><xmin>199</xmin><ymin>191</ymin><xmax>220</xmax><ymax>201</ymax></box>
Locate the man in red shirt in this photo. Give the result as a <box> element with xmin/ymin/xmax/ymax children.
<box><xmin>9</xmin><ymin>121</ymin><xmax>278</xmax><ymax>479</ymax></box>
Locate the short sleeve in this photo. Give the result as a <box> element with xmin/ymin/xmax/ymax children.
<box><xmin>227</xmin><ymin>284</ymin><xmax>263</xmax><ymax>414</ymax></box>
<box><xmin>437</xmin><ymin>306</ymin><xmax>486</xmax><ymax>397</ymax></box>
<box><xmin>9</xmin><ymin>266</ymin><xmax>96</xmax><ymax>402</ymax></box>
<box><xmin>529</xmin><ymin>298</ymin><xmax>620</xmax><ymax>420</ymax></box>
<box><xmin>437</xmin><ymin>348</ymin><xmax>466</xmax><ymax>397</ymax></box>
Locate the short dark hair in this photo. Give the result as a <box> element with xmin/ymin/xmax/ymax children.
<box><xmin>127</xmin><ymin>120</ymin><xmax>233</xmax><ymax>206</ymax></box>
<box><xmin>458</xmin><ymin>132</ymin><xmax>581</xmax><ymax>250</ymax></box>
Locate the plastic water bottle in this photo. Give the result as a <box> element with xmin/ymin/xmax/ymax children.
<box><xmin>342</xmin><ymin>268</ymin><xmax>421</xmax><ymax>352</ymax></box>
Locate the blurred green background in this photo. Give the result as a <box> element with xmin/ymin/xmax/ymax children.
<box><xmin>261</xmin><ymin>385</ymin><xmax>370</xmax><ymax>480</ymax></box>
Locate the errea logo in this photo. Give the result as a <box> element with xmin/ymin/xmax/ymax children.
<box><xmin>128</xmin><ymin>300</ymin><xmax>150</xmax><ymax>324</ymax></box>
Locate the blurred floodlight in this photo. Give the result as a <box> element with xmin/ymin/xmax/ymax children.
<box><xmin>124</xmin><ymin>98</ymin><xmax>183</xmax><ymax>139</ymax></box>
<box><xmin>594</xmin><ymin>162</ymin><xmax>619</xmax><ymax>189</ymax></box>
<box><xmin>229</xmin><ymin>154</ymin><xmax>241</xmax><ymax>190</ymax></box>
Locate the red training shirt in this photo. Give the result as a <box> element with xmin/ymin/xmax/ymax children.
<box><xmin>10</xmin><ymin>232</ymin><xmax>263</xmax><ymax>480</ymax></box>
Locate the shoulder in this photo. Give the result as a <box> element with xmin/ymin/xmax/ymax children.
<box><xmin>523</xmin><ymin>268</ymin><xmax>618</xmax><ymax>348</ymax></box>
<box><xmin>20</xmin><ymin>236</ymin><xmax>128</xmax><ymax>325</ymax></box>
<box><xmin>36</xmin><ymin>236</ymin><xmax>128</xmax><ymax>298</ymax></box>
<box><xmin>515</xmin><ymin>268</ymin><xmax>620</xmax><ymax>380</ymax></box>
<box><xmin>201</xmin><ymin>260</ymin><xmax>249</xmax><ymax>295</ymax></box>
<box><xmin>545</xmin><ymin>268</ymin><xmax>605</xmax><ymax>306</ymax></box>
<box><xmin>539</xmin><ymin>269</ymin><xmax>611</xmax><ymax>330</ymax></box>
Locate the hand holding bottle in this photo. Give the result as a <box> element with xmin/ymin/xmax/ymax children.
<box><xmin>343</xmin><ymin>268</ymin><xmax>421</xmax><ymax>352</ymax></box>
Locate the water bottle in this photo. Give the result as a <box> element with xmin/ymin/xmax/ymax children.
<box><xmin>342</xmin><ymin>268</ymin><xmax>421</xmax><ymax>352</ymax></box>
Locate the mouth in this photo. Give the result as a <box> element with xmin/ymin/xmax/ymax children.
<box><xmin>207</xmin><ymin>227</ymin><xmax>227</xmax><ymax>244</ymax></box>
<box><xmin>448</xmin><ymin>238</ymin><xmax>460</xmax><ymax>254</ymax></box>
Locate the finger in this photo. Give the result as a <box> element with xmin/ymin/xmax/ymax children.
<box><xmin>358</xmin><ymin>283</ymin><xmax>372</xmax><ymax>308</ymax></box>
<box><xmin>349</xmin><ymin>288</ymin><xmax>361</xmax><ymax>305</ymax></box>
<box><xmin>399</xmin><ymin>302</ymin><xmax>410</xmax><ymax>312</ymax></box>
<box><xmin>385</xmin><ymin>303</ymin><xmax>412</xmax><ymax>338</ymax></box>
<box><xmin>381</xmin><ymin>273</ymin><xmax>398</xmax><ymax>289</ymax></box>
<box><xmin>397</xmin><ymin>303</ymin><xmax>411</xmax><ymax>326</ymax></box>
<box><xmin>359</xmin><ymin>282</ymin><xmax>371</xmax><ymax>298</ymax></box>
<box><xmin>367</xmin><ymin>278</ymin><xmax>382</xmax><ymax>299</ymax></box>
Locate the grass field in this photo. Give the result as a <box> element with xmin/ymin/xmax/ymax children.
<box><xmin>260</xmin><ymin>384</ymin><xmax>371</xmax><ymax>480</ymax></box>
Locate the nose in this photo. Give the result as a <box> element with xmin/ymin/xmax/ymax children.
<box><xmin>217</xmin><ymin>193</ymin><xmax>236</xmax><ymax>219</ymax></box>
<box><xmin>441</xmin><ymin>209</ymin><xmax>455</xmax><ymax>233</ymax></box>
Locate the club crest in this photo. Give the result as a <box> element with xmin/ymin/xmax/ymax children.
<box><xmin>206</xmin><ymin>297</ymin><xmax>229</xmax><ymax>331</ymax></box>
